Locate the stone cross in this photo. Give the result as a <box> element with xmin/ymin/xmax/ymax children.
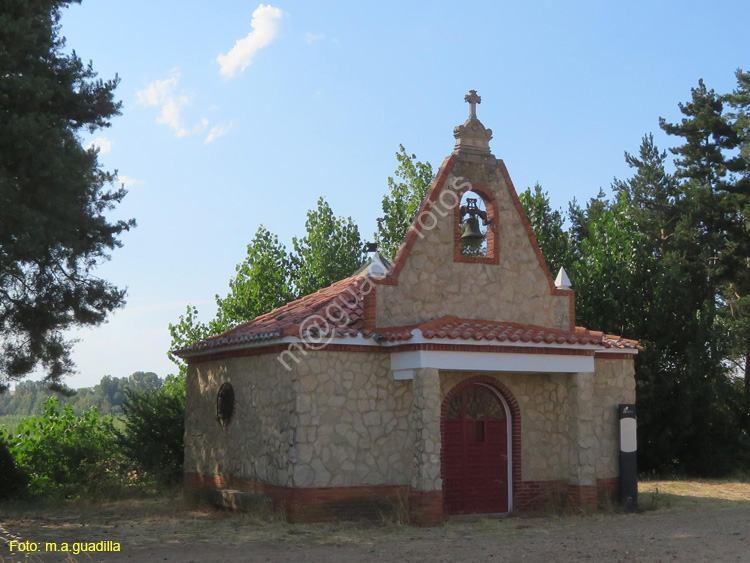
<box><xmin>465</xmin><ymin>90</ymin><xmax>481</xmax><ymax>119</ymax></box>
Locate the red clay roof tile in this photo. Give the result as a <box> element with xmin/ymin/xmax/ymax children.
<box><xmin>177</xmin><ymin>280</ymin><xmax>639</xmax><ymax>355</ymax></box>
<box><xmin>179</xmin><ymin>275</ymin><xmax>371</xmax><ymax>354</ymax></box>
<box><xmin>377</xmin><ymin>316</ymin><xmax>639</xmax><ymax>349</ymax></box>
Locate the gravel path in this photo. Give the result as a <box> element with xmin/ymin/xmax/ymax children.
<box><xmin>91</xmin><ymin>506</ymin><xmax>750</xmax><ymax>562</ymax></box>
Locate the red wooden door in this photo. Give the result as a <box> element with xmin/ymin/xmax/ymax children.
<box><xmin>443</xmin><ymin>384</ymin><xmax>508</xmax><ymax>514</ymax></box>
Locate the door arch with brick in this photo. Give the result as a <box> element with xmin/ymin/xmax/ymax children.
<box><xmin>441</xmin><ymin>381</ymin><xmax>512</xmax><ymax>514</ymax></box>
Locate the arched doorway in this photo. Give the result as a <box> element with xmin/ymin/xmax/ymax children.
<box><xmin>442</xmin><ymin>382</ymin><xmax>510</xmax><ymax>514</ymax></box>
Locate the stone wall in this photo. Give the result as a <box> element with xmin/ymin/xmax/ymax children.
<box><xmin>410</xmin><ymin>368</ymin><xmax>442</xmax><ymax>492</ymax></box>
<box><xmin>185</xmin><ymin>350</ymin><xmax>636</xmax><ymax>519</ymax></box>
<box><xmin>592</xmin><ymin>357</ymin><xmax>637</xmax><ymax>479</ymax></box>
<box><xmin>376</xmin><ymin>157</ymin><xmax>571</xmax><ymax>330</ymax></box>
<box><xmin>292</xmin><ymin>351</ymin><xmax>413</xmax><ymax>487</ymax></box>
<box><xmin>184</xmin><ymin>353</ymin><xmax>296</xmax><ymax>487</ymax></box>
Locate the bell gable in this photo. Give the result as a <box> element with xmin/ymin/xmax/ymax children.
<box><xmin>374</xmin><ymin>93</ymin><xmax>574</xmax><ymax>331</ymax></box>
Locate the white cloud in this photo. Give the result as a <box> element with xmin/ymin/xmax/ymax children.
<box><xmin>304</xmin><ymin>32</ymin><xmax>325</xmax><ymax>44</ymax></box>
<box><xmin>136</xmin><ymin>70</ymin><xmax>207</xmax><ymax>137</ymax></box>
<box><xmin>204</xmin><ymin>122</ymin><xmax>234</xmax><ymax>144</ymax></box>
<box><xmin>88</xmin><ymin>137</ymin><xmax>113</xmax><ymax>154</ymax></box>
<box><xmin>118</xmin><ymin>175</ymin><xmax>140</xmax><ymax>187</ymax></box>
<box><xmin>217</xmin><ymin>4</ymin><xmax>283</xmax><ymax>78</ymax></box>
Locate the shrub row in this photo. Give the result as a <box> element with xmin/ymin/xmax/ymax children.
<box><xmin>0</xmin><ymin>375</ymin><xmax>185</xmax><ymax>500</ymax></box>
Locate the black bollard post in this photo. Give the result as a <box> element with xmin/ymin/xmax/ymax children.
<box><xmin>619</xmin><ymin>404</ymin><xmax>637</xmax><ymax>509</ymax></box>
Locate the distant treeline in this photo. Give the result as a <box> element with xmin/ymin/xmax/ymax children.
<box><xmin>0</xmin><ymin>372</ymin><xmax>163</xmax><ymax>418</ymax></box>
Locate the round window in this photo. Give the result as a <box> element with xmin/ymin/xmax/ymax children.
<box><xmin>216</xmin><ymin>383</ymin><xmax>235</xmax><ymax>427</ymax></box>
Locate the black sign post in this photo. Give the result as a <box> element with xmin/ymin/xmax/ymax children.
<box><xmin>619</xmin><ymin>404</ymin><xmax>637</xmax><ymax>509</ymax></box>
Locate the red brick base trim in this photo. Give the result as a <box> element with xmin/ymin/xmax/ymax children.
<box><xmin>409</xmin><ymin>490</ymin><xmax>443</xmax><ymax>526</ymax></box>
<box><xmin>514</xmin><ymin>478</ymin><xmax>620</xmax><ymax>511</ymax></box>
<box><xmin>567</xmin><ymin>484</ymin><xmax>598</xmax><ymax>508</ymax></box>
<box><xmin>595</xmin><ymin>477</ymin><xmax>619</xmax><ymax>504</ymax></box>
<box><xmin>514</xmin><ymin>479</ymin><xmax>568</xmax><ymax>510</ymax></box>
<box><xmin>185</xmin><ymin>473</ymin><xmax>621</xmax><ymax>523</ymax></box>
<box><xmin>185</xmin><ymin>473</ymin><xmax>435</xmax><ymax>524</ymax></box>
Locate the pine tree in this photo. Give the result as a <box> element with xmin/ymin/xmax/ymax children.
<box><xmin>658</xmin><ymin>79</ymin><xmax>748</xmax><ymax>473</ymax></box>
<box><xmin>0</xmin><ymin>0</ymin><xmax>134</xmax><ymax>390</ymax></box>
<box><xmin>723</xmin><ymin>69</ymin><xmax>750</xmax><ymax>396</ymax></box>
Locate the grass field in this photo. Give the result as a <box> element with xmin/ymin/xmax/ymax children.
<box><xmin>639</xmin><ymin>478</ymin><xmax>750</xmax><ymax>511</ymax></box>
<box><xmin>0</xmin><ymin>415</ymin><xmax>25</xmax><ymax>433</ymax></box>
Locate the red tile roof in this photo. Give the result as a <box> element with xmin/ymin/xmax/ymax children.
<box><xmin>178</xmin><ymin>278</ymin><xmax>639</xmax><ymax>355</ymax></box>
<box><xmin>376</xmin><ymin>316</ymin><xmax>639</xmax><ymax>349</ymax></box>
<box><xmin>180</xmin><ymin>275</ymin><xmax>369</xmax><ymax>354</ymax></box>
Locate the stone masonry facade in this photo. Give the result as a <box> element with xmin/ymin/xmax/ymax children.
<box><xmin>184</xmin><ymin>350</ymin><xmax>635</xmax><ymax>522</ymax></box>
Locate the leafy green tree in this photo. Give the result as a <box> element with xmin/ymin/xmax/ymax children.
<box><xmin>168</xmin><ymin>304</ymin><xmax>214</xmax><ymax>376</ymax></box>
<box><xmin>375</xmin><ymin>145</ymin><xmax>434</xmax><ymax>260</ymax></box>
<box><xmin>126</xmin><ymin>371</ymin><xmax>162</xmax><ymax>393</ymax></box>
<box><xmin>115</xmin><ymin>374</ymin><xmax>185</xmax><ymax>486</ymax></box>
<box><xmin>0</xmin><ymin>0</ymin><xmax>135</xmax><ymax>390</ymax></box>
<box><xmin>168</xmin><ymin>226</ymin><xmax>294</xmax><ymax>375</ymax></box>
<box><xmin>518</xmin><ymin>183</ymin><xmax>569</xmax><ymax>274</ymax></box>
<box><xmin>214</xmin><ymin>226</ymin><xmax>294</xmax><ymax>331</ymax></box>
<box><xmin>0</xmin><ymin>397</ymin><xmax>117</xmax><ymax>496</ymax></box>
<box><xmin>169</xmin><ymin>147</ymin><xmax>429</xmax><ymax>363</ymax></box>
<box><xmin>292</xmin><ymin>197</ymin><xmax>365</xmax><ymax>297</ymax></box>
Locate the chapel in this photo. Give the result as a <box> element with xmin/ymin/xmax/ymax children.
<box><xmin>177</xmin><ymin>91</ymin><xmax>638</xmax><ymax>525</ymax></box>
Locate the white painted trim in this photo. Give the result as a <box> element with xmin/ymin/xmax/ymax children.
<box><xmin>391</xmin><ymin>350</ymin><xmax>595</xmax><ymax>374</ymax></box>
<box><xmin>179</xmin><ymin>328</ymin><xmax>613</xmax><ymax>359</ymax></box>
<box><xmin>393</xmin><ymin>369</ymin><xmax>414</xmax><ymax>381</ymax></box>
<box><xmin>620</xmin><ymin>418</ymin><xmax>637</xmax><ymax>453</ymax></box>
<box><xmin>596</xmin><ymin>348</ymin><xmax>639</xmax><ymax>356</ymax></box>
<box><xmin>180</xmin><ymin>330</ymin><xmax>638</xmax><ymax>363</ymax></box>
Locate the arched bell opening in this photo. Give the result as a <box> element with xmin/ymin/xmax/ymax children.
<box><xmin>458</xmin><ymin>192</ymin><xmax>489</xmax><ymax>257</ymax></box>
<box><xmin>453</xmin><ymin>187</ymin><xmax>498</xmax><ymax>264</ymax></box>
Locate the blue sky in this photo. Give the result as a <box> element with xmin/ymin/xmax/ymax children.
<box><xmin>45</xmin><ymin>0</ymin><xmax>749</xmax><ymax>388</ymax></box>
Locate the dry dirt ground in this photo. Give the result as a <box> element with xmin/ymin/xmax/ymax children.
<box><xmin>1</xmin><ymin>480</ymin><xmax>749</xmax><ymax>563</ymax></box>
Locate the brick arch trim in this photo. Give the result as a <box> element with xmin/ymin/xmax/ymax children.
<box><xmin>440</xmin><ymin>375</ymin><xmax>523</xmax><ymax>507</ymax></box>
<box><xmin>453</xmin><ymin>184</ymin><xmax>499</xmax><ymax>264</ymax></box>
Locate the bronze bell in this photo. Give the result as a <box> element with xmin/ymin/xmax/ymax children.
<box><xmin>461</xmin><ymin>216</ymin><xmax>484</xmax><ymax>242</ymax></box>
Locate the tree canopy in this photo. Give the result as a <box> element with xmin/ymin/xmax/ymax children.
<box><xmin>0</xmin><ymin>0</ymin><xmax>134</xmax><ymax>390</ymax></box>
<box><xmin>168</xmin><ymin>148</ymin><xmax>431</xmax><ymax>373</ymax></box>
<box><xmin>0</xmin><ymin>371</ymin><xmax>162</xmax><ymax>418</ymax></box>
<box><xmin>518</xmin><ymin>72</ymin><xmax>750</xmax><ymax>475</ymax></box>
<box><xmin>168</xmin><ymin>197</ymin><xmax>366</xmax><ymax>375</ymax></box>
<box><xmin>375</xmin><ymin>145</ymin><xmax>434</xmax><ymax>260</ymax></box>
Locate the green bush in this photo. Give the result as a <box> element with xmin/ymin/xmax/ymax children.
<box><xmin>0</xmin><ymin>397</ymin><xmax>118</xmax><ymax>497</ymax></box>
<box><xmin>116</xmin><ymin>374</ymin><xmax>185</xmax><ymax>486</ymax></box>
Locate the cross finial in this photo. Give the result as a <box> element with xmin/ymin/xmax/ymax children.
<box><xmin>465</xmin><ymin>90</ymin><xmax>481</xmax><ymax>119</ymax></box>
